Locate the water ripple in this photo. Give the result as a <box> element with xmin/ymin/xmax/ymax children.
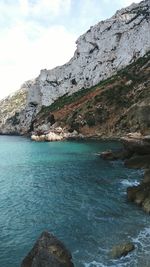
<box><xmin>0</xmin><ymin>136</ymin><xmax>150</xmax><ymax>267</ymax></box>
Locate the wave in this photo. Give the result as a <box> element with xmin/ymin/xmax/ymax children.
<box><xmin>120</xmin><ymin>179</ymin><xmax>139</xmax><ymax>188</ymax></box>
<box><xmin>84</xmin><ymin>261</ymin><xmax>107</xmax><ymax>267</ymax></box>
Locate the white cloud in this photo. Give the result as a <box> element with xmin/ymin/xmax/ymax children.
<box><xmin>119</xmin><ymin>0</ymin><xmax>141</xmax><ymax>7</ymax></box>
<box><xmin>31</xmin><ymin>0</ymin><xmax>71</xmax><ymax>16</ymax></box>
<box><xmin>77</xmin><ymin>0</ymin><xmax>104</xmax><ymax>33</ymax></box>
<box><xmin>18</xmin><ymin>0</ymin><xmax>71</xmax><ymax>18</ymax></box>
<box><xmin>0</xmin><ymin>23</ymin><xmax>76</xmax><ymax>99</ymax></box>
<box><xmin>0</xmin><ymin>0</ymin><xmax>75</xmax><ymax>99</ymax></box>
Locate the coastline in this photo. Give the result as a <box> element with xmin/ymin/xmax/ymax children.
<box><xmin>101</xmin><ymin>133</ymin><xmax>150</xmax><ymax>210</ymax></box>
<box><xmin>0</xmin><ymin>134</ymin><xmax>149</xmax><ymax>266</ymax></box>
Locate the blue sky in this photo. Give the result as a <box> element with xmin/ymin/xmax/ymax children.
<box><xmin>0</xmin><ymin>0</ymin><xmax>140</xmax><ymax>99</ymax></box>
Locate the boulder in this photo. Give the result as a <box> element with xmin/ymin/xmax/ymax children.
<box><xmin>124</xmin><ymin>155</ymin><xmax>150</xmax><ymax>169</ymax></box>
<box><xmin>127</xmin><ymin>180</ymin><xmax>150</xmax><ymax>210</ymax></box>
<box><xmin>142</xmin><ymin>197</ymin><xmax>150</xmax><ymax>213</ymax></box>
<box><xmin>21</xmin><ymin>231</ymin><xmax>74</xmax><ymax>267</ymax></box>
<box><xmin>31</xmin><ymin>135</ymin><xmax>46</xmax><ymax>142</ymax></box>
<box><xmin>100</xmin><ymin>149</ymin><xmax>130</xmax><ymax>160</ymax></box>
<box><xmin>121</xmin><ymin>133</ymin><xmax>150</xmax><ymax>155</ymax></box>
<box><xmin>31</xmin><ymin>132</ymin><xmax>64</xmax><ymax>142</ymax></box>
<box><xmin>111</xmin><ymin>242</ymin><xmax>135</xmax><ymax>259</ymax></box>
<box><xmin>45</xmin><ymin>132</ymin><xmax>63</xmax><ymax>141</ymax></box>
<box><xmin>64</xmin><ymin>130</ymin><xmax>83</xmax><ymax>140</ymax></box>
<box><xmin>143</xmin><ymin>170</ymin><xmax>150</xmax><ymax>184</ymax></box>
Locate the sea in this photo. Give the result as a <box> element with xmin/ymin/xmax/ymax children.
<box><xmin>0</xmin><ymin>135</ymin><xmax>150</xmax><ymax>267</ymax></box>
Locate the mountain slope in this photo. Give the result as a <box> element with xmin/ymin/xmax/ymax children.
<box><xmin>0</xmin><ymin>87</ymin><xmax>27</xmax><ymax>135</ymax></box>
<box><xmin>32</xmin><ymin>51</ymin><xmax>150</xmax><ymax>138</ymax></box>
<box><xmin>0</xmin><ymin>0</ymin><xmax>150</xmax><ymax>136</ymax></box>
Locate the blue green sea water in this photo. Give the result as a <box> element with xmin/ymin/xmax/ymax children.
<box><xmin>0</xmin><ymin>136</ymin><xmax>150</xmax><ymax>267</ymax></box>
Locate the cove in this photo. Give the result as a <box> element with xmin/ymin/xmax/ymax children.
<box><xmin>0</xmin><ymin>136</ymin><xmax>150</xmax><ymax>267</ymax></box>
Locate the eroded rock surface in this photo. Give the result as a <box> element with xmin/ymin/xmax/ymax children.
<box><xmin>21</xmin><ymin>231</ymin><xmax>74</xmax><ymax>267</ymax></box>
<box><xmin>121</xmin><ymin>133</ymin><xmax>150</xmax><ymax>213</ymax></box>
<box><xmin>111</xmin><ymin>242</ymin><xmax>135</xmax><ymax>259</ymax></box>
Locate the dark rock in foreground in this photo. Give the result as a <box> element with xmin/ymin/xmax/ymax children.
<box><xmin>21</xmin><ymin>231</ymin><xmax>74</xmax><ymax>267</ymax></box>
<box><xmin>111</xmin><ymin>242</ymin><xmax>135</xmax><ymax>259</ymax></box>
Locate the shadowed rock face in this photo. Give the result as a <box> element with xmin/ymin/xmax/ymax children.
<box><xmin>121</xmin><ymin>134</ymin><xmax>150</xmax><ymax>155</ymax></box>
<box><xmin>125</xmin><ymin>154</ymin><xmax>150</xmax><ymax>169</ymax></box>
<box><xmin>120</xmin><ymin>133</ymin><xmax>150</xmax><ymax>213</ymax></box>
<box><xmin>21</xmin><ymin>231</ymin><xmax>74</xmax><ymax>267</ymax></box>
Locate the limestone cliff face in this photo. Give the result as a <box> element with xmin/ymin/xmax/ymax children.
<box><xmin>33</xmin><ymin>51</ymin><xmax>150</xmax><ymax>138</ymax></box>
<box><xmin>28</xmin><ymin>0</ymin><xmax>150</xmax><ymax>107</ymax></box>
<box><xmin>0</xmin><ymin>87</ymin><xmax>27</xmax><ymax>135</ymax></box>
<box><xmin>0</xmin><ymin>0</ymin><xmax>150</xmax><ymax>135</ymax></box>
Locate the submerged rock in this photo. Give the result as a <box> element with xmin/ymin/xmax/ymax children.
<box><xmin>111</xmin><ymin>242</ymin><xmax>135</xmax><ymax>259</ymax></box>
<box><xmin>100</xmin><ymin>149</ymin><xmax>130</xmax><ymax>160</ymax></box>
<box><xmin>21</xmin><ymin>231</ymin><xmax>74</xmax><ymax>267</ymax></box>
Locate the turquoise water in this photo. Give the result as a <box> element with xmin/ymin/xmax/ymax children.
<box><xmin>0</xmin><ymin>136</ymin><xmax>150</xmax><ymax>267</ymax></box>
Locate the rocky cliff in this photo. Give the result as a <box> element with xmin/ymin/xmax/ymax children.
<box><xmin>32</xmin><ymin>51</ymin><xmax>150</xmax><ymax>138</ymax></box>
<box><xmin>0</xmin><ymin>87</ymin><xmax>27</xmax><ymax>135</ymax></box>
<box><xmin>0</xmin><ymin>0</ymin><xmax>150</xmax><ymax>136</ymax></box>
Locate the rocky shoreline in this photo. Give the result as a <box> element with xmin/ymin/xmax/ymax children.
<box><xmin>101</xmin><ymin>132</ymin><xmax>150</xmax><ymax>214</ymax></box>
<box><xmin>30</xmin><ymin>126</ymin><xmax>123</xmax><ymax>142</ymax></box>
<box><xmin>31</xmin><ymin>127</ymin><xmax>84</xmax><ymax>142</ymax></box>
<box><xmin>100</xmin><ymin>132</ymin><xmax>150</xmax><ymax>260</ymax></box>
<box><xmin>21</xmin><ymin>132</ymin><xmax>150</xmax><ymax>267</ymax></box>
<box><xmin>0</xmin><ymin>0</ymin><xmax>149</xmax><ymax>265</ymax></box>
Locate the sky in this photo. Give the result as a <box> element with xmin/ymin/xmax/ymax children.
<box><xmin>0</xmin><ymin>0</ymin><xmax>141</xmax><ymax>100</ymax></box>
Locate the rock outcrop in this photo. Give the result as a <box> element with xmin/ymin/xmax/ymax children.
<box><xmin>111</xmin><ymin>242</ymin><xmax>135</xmax><ymax>259</ymax></box>
<box><xmin>121</xmin><ymin>133</ymin><xmax>150</xmax><ymax>213</ymax></box>
<box><xmin>33</xmin><ymin>51</ymin><xmax>150</xmax><ymax>139</ymax></box>
<box><xmin>28</xmin><ymin>0</ymin><xmax>150</xmax><ymax>109</ymax></box>
<box><xmin>0</xmin><ymin>87</ymin><xmax>28</xmax><ymax>135</ymax></box>
<box><xmin>31</xmin><ymin>127</ymin><xmax>82</xmax><ymax>141</ymax></box>
<box><xmin>0</xmin><ymin>0</ymin><xmax>149</xmax><ymax>136</ymax></box>
<box><xmin>101</xmin><ymin>132</ymin><xmax>150</xmax><ymax>213</ymax></box>
<box><xmin>21</xmin><ymin>231</ymin><xmax>74</xmax><ymax>267</ymax></box>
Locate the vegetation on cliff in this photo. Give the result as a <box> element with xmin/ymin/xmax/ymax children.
<box><xmin>0</xmin><ymin>88</ymin><xmax>27</xmax><ymax>134</ymax></box>
<box><xmin>32</xmin><ymin>51</ymin><xmax>150</xmax><ymax>138</ymax></box>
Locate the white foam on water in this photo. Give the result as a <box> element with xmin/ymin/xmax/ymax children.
<box><xmin>132</xmin><ymin>227</ymin><xmax>150</xmax><ymax>251</ymax></box>
<box><xmin>120</xmin><ymin>179</ymin><xmax>139</xmax><ymax>188</ymax></box>
<box><xmin>129</xmin><ymin>227</ymin><xmax>150</xmax><ymax>266</ymax></box>
<box><xmin>84</xmin><ymin>260</ymin><xmax>134</xmax><ymax>267</ymax></box>
<box><xmin>84</xmin><ymin>261</ymin><xmax>106</xmax><ymax>267</ymax></box>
